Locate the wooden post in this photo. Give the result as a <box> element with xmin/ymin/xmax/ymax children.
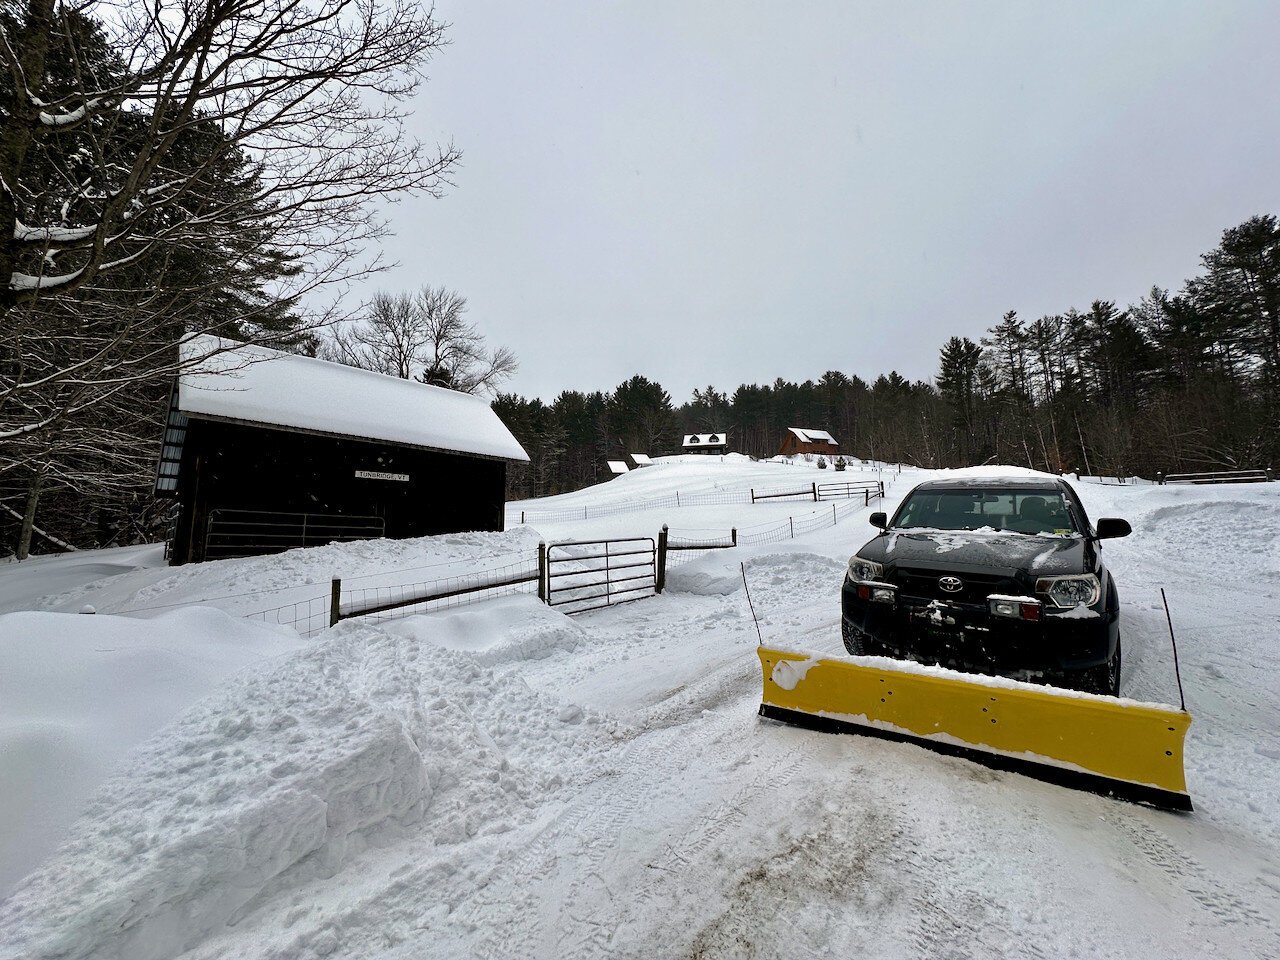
<box><xmin>832</xmin><ymin>503</ymin><xmax>837</xmax><ymax>523</ymax></box>
<box><xmin>537</xmin><ymin>542</ymin><xmax>548</xmax><ymax>602</ymax></box>
<box><xmin>811</xmin><ymin>482</ymin><xmax>818</xmax><ymax>501</ymax></box>
<box><xmin>329</xmin><ymin>577</ymin><xmax>342</xmax><ymax>627</ymax></box>
<box><xmin>789</xmin><ymin>517</ymin><xmax>794</xmax><ymax>538</ymax></box>
<box><xmin>656</xmin><ymin>525</ymin><xmax>668</xmax><ymax>593</ymax></box>
<box><xmin>731</xmin><ymin>527</ymin><xmax>737</xmax><ymax>546</ymax></box>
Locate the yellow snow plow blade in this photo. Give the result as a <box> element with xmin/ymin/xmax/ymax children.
<box><xmin>758</xmin><ymin>647</ymin><xmax>1192</xmax><ymax>811</ymax></box>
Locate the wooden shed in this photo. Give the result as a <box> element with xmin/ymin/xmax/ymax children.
<box><xmin>682</xmin><ymin>432</ymin><xmax>729</xmax><ymax>455</ymax></box>
<box><xmin>155</xmin><ymin>336</ymin><xmax>529</xmax><ymax>564</ymax></box>
<box><xmin>778</xmin><ymin>427</ymin><xmax>839</xmax><ymax>457</ymax></box>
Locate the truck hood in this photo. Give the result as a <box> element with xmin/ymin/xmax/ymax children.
<box><xmin>858</xmin><ymin>528</ymin><xmax>1089</xmax><ymax>577</ymax></box>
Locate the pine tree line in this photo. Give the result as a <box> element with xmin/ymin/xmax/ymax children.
<box><xmin>497</xmin><ymin>215</ymin><xmax>1279</xmax><ymax>498</ymax></box>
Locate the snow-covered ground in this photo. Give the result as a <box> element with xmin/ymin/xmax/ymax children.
<box><xmin>1</xmin><ymin>456</ymin><xmax>1278</xmax><ymax>959</ymax></box>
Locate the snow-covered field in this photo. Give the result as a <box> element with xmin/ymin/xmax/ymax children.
<box><xmin>1</xmin><ymin>455</ymin><xmax>1278</xmax><ymax>959</ymax></box>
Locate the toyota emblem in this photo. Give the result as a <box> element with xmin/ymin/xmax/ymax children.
<box><xmin>939</xmin><ymin>576</ymin><xmax>963</xmax><ymax>593</ymax></box>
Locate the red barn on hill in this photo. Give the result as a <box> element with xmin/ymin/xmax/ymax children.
<box><xmin>778</xmin><ymin>427</ymin><xmax>839</xmax><ymax>457</ymax></box>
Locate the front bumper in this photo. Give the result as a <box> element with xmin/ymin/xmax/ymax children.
<box><xmin>841</xmin><ymin>577</ymin><xmax>1116</xmax><ymax>676</ymax></box>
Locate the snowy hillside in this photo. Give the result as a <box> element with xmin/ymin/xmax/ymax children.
<box><xmin>1</xmin><ymin>456</ymin><xmax>1278</xmax><ymax>959</ymax></box>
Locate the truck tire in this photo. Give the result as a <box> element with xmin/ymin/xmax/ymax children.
<box><xmin>1080</xmin><ymin>634</ymin><xmax>1122</xmax><ymax>697</ymax></box>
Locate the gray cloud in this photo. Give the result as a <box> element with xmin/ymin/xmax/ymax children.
<box><xmin>352</xmin><ymin>0</ymin><xmax>1280</xmax><ymax>401</ymax></box>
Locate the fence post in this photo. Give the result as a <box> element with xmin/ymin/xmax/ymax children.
<box><xmin>676</xmin><ymin>491</ymin><xmax>680</xmax><ymax>507</ymax></box>
<box><xmin>812</xmin><ymin>482</ymin><xmax>818</xmax><ymax>501</ymax></box>
<box><xmin>537</xmin><ymin>542</ymin><xmax>548</xmax><ymax>603</ymax></box>
<box><xmin>789</xmin><ymin>517</ymin><xmax>794</xmax><ymax>538</ymax></box>
<box><xmin>329</xmin><ymin>577</ymin><xmax>341</xmax><ymax>627</ymax></box>
<box><xmin>521</xmin><ymin>510</ymin><xmax>525</xmax><ymax>523</ymax></box>
<box><xmin>656</xmin><ymin>525</ymin><xmax>668</xmax><ymax>594</ymax></box>
<box><xmin>731</xmin><ymin>527</ymin><xmax>737</xmax><ymax>546</ymax></box>
<box><xmin>832</xmin><ymin>503</ymin><xmax>837</xmax><ymax>523</ymax></box>
<box><xmin>750</xmin><ymin>488</ymin><xmax>756</xmax><ymax>504</ymax></box>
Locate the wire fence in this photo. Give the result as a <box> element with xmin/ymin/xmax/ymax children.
<box><xmin>203</xmin><ymin>470</ymin><xmax>889</xmax><ymax>634</ymax></box>
<box><xmin>243</xmin><ymin>593</ymin><xmax>332</xmax><ymax>637</ymax></box>
<box><xmin>664</xmin><ymin>493</ymin><xmax>878</xmax><ymax>569</ymax></box>
<box><xmin>509</xmin><ymin>473</ymin><xmax>887</xmax><ymax>524</ymax></box>
<box><xmin>338</xmin><ymin>556</ymin><xmax>542</xmax><ymax>627</ymax></box>
<box><xmin>1074</xmin><ymin>475</ymin><xmax>1159</xmax><ymax>487</ymax></box>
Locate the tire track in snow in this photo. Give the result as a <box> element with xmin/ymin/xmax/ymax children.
<box><xmin>455</xmin><ymin>713</ymin><xmax>805</xmax><ymax>960</ymax></box>
<box><xmin>455</xmin><ymin>723</ymin><xmax>701</xmax><ymax>959</ymax></box>
<box><xmin>588</xmin><ymin>747</ymin><xmax>806</xmax><ymax>960</ymax></box>
<box><xmin>1115</xmin><ymin>817</ymin><xmax>1275</xmax><ymax>933</ymax></box>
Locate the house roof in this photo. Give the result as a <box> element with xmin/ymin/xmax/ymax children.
<box><xmin>683</xmin><ymin>432</ymin><xmax>728</xmax><ymax>447</ymax></box>
<box><xmin>175</xmin><ymin>335</ymin><xmax>529</xmax><ymax>462</ymax></box>
<box><xmin>606</xmin><ymin>460</ymin><xmax>630</xmax><ymax>474</ymax></box>
<box><xmin>787</xmin><ymin>427</ymin><xmax>838</xmax><ymax>446</ymax></box>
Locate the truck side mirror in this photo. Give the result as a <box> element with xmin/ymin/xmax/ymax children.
<box><xmin>869</xmin><ymin>512</ymin><xmax>887</xmax><ymax>529</ymax></box>
<box><xmin>1095</xmin><ymin>518</ymin><xmax>1131</xmax><ymax>539</ymax></box>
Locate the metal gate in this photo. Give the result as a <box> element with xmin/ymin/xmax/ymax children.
<box><xmin>205</xmin><ymin>509</ymin><xmax>385</xmax><ymax>560</ymax></box>
<box><xmin>545</xmin><ymin>537</ymin><xmax>657</xmax><ymax>614</ymax></box>
<box><xmin>815</xmin><ymin>480</ymin><xmax>884</xmax><ymax>504</ymax></box>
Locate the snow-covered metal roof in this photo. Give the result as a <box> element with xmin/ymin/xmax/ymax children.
<box><xmin>787</xmin><ymin>427</ymin><xmax>838</xmax><ymax>446</ymax></box>
<box><xmin>683</xmin><ymin>432</ymin><xmax>728</xmax><ymax>448</ymax></box>
<box><xmin>606</xmin><ymin>460</ymin><xmax>630</xmax><ymax>474</ymax></box>
<box><xmin>176</xmin><ymin>336</ymin><xmax>529</xmax><ymax>462</ymax></box>
<box><xmin>630</xmin><ymin>453</ymin><xmax>654</xmax><ymax>466</ymax></box>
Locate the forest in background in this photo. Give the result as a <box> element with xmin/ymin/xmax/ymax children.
<box><xmin>495</xmin><ymin>214</ymin><xmax>1280</xmax><ymax>499</ymax></box>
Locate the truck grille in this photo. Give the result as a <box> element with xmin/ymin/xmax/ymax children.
<box><xmin>891</xmin><ymin>567</ymin><xmax>1020</xmax><ymax>605</ymax></box>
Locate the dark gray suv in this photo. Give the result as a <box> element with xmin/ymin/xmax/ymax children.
<box><xmin>841</xmin><ymin>476</ymin><xmax>1131</xmax><ymax>695</ymax></box>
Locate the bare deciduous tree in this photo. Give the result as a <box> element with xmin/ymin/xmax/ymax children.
<box><xmin>323</xmin><ymin>285</ymin><xmax>518</xmax><ymax>395</ymax></box>
<box><xmin>0</xmin><ymin>0</ymin><xmax>457</xmax><ymax>316</ymax></box>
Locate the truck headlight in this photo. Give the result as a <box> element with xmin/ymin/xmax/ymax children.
<box><xmin>1035</xmin><ymin>574</ymin><xmax>1101</xmax><ymax>609</ymax></box>
<box><xmin>847</xmin><ymin>557</ymin><xmax>883</xmax><ymax>582</ymax></box>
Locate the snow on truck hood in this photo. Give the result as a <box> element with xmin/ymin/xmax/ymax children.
<box><xmin>862</xmin><ymin>527</ymin><xmax>1087</xmax><ymax>575</ymax></box>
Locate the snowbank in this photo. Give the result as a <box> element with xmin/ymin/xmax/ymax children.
<box><xmin>0</xmin><ymin>608</ymin><xmax>307</xmax><ymax>894</ymax></box>
<box><xmin>0</xmin><ymin>601</ymin><xmax>618</xmax><ymax>960</ymax></box>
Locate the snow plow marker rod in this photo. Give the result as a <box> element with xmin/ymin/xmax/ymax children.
<box><xmin>757</xmin><ymin>647</ymin><xmax>1192</xmax><ymax>812</ymax></box>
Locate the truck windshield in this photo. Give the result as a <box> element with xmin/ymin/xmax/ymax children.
<box><xmin>892</xmin><ymin>488</ymin><xmax>1077</xmax><ymax>535</ymax></box>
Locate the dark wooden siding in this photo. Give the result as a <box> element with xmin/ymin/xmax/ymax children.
<box><xmin>170</xmin><ymin>418</ymin><xmax>507</xmax><ymax>564</ymax></box>
<box><xmin>778</xmin><ymin>433</ymin><xmax>838</xmax><ymax>456</ymax></box>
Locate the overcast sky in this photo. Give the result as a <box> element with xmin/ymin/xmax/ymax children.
<box><xmin>354</xmin><ymin>1</ymin><xmax>1280</xmax><ymax>403</ymax></box>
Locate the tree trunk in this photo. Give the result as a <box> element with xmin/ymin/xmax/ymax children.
<box><xmin>16</xmin><ymin>464</ymin><xmax>45</xmax><ymax>560</ymax></box>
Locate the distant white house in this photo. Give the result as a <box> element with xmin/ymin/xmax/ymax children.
<box><xmin>682</xmin><ymin>432</ymin><xmax>729</xmax><ymax>455</ymax></box>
